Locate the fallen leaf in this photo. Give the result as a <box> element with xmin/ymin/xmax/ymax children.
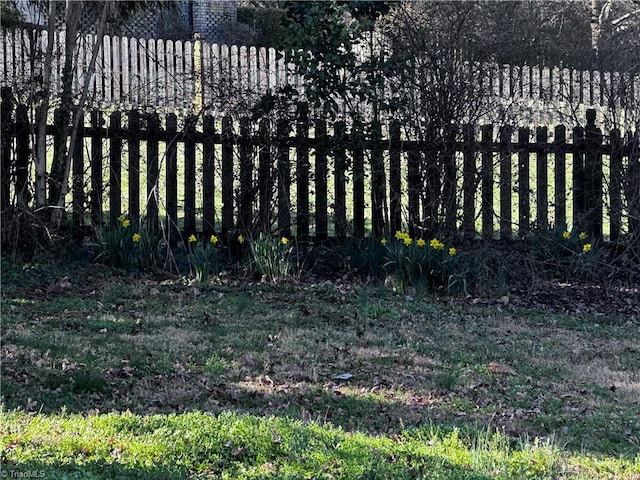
<box><xmin>487</xmin><ymin>362</ymin><xmax>517</xmax><ymax>376</ymax></box>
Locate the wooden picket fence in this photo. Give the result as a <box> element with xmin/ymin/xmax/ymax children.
<box><xmin>2</xmin><ymin>87</ymin><xmax>639</xmax><ymax>244</ymax></box>
<box><xmin>2</xmin><ymin>28</ymin><xmax>640</xmax><ymax>125</ymax></box>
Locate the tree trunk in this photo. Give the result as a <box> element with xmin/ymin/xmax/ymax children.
<box><xmin>50</xmin><ymin>1</ymin><xmax>112</xmax><ymax>229</ymax></box>
<box><xmin>34</xmin><ymin>0</ymin><xmax>56</xmax><ymax>208</ymax></box>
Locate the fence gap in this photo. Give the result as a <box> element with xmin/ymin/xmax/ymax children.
<box><xmin>184</xmin><ymin>114</ymin><xmax>197</xmax><ymax>234</ymax></box>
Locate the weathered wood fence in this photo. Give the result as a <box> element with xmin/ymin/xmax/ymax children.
<box><xmin>2</xmin><ymin>28</ymin><xmax>640</xmax><ymax>122</ymax></box>
<box><xmin>1</xmin><ymin>87</ymin><xmax>639</xmax><ymax>243</ymax></box>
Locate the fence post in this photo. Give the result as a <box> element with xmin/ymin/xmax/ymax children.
<box><xmin>389</xmin><ymin>119</ymin><xmax>402</xmax><ymax>234</ymax></box>
<box><xmin>499</xmin><ymin>125</ymin><xmax>512</xmax><ymax>239</ymax></box>
<box><xmin>238</xmin><ymin>116</ymin><xmax>253</xmax><ymax>234</ymax></box>
<box><xmin>128</xmin><ymin>110</ymin><xmax>141</xmax><ymax>222</ymax></box>
<box><xmin>15</xmin><ymin>104</ymin><xmax>30</xmax><ymax>207</ymax></box>
<box><xmin>108</xmin><ymin>111</ymin><xmax>122</xmax><ymax>227</ymax></box>
<box><xmin>584</xmin><ymin>109</ymin><xmax>603</xmax><ymax>243</ymax></box>
<box><xmin>221</xmin><ymin>116</ymin><xmax>234</xmax><ymax>240</ymax></box>
<box><xmin>146</xmin><ymin>112</ymin><xmax>160</xmax><ymax>235</ymax></box>
<box><xmin>315</xmin><ymin>119</ymin><xmax>328</xmax><ymax>241</ymax></box>
<box><xmin>481</xmin><ymin>124</ymin><xmax>494</xmax><ymax>239</ymax></box>
<box><xmin>165</xmin><ymin>113</ymin><xmax>179</xmax><ymax>245</ymax></box>
<box><xmin>296</xmin><ymin>103</ymin><xmax>310</xmax><ymax>241</ymax></box>
<box><xmin>257</xmin><ymin>118</ymin><xmax>271</xmax><ymax>235</ymax></box>
<box><xmin>352</xmin><ymin>119</ymin><xmax>365</xmax><ymax>239</ymax></box>
<box><xmin>554</xmin><ymin>125</ymin><xmax>567</xmax><ymax>231</ymax></box>
<box><xmin>333</xmin><ymin>121</ymin><xmax>347</xmax><ymax>240</ymax></box>
<box><xmin>184</xmin><ymin>114</ymin><xmax>197</xmax><ymax>234</ymax></box>
<box><xmin>462</xmin><ymin>124</ymin><xmax>476</xmax><ymax>237</ymax></box>
<box><xmin>1</xmin><ymin>87</ymin><xmax>14</xmax><ymax>212</ymax></box>
<box><xmin>202</xmin><ymin>114</ymin><xmax>216</xmax><ymax>235</ymax></box>
<box><xmin>536</xmin><ymin>126</ymin><xmax>549</xmax><ymax>230</ymax></box>
<box><xmin>609</xmin><ymin>128</ymin><xmax>623</xmax><ymax>243</ymax></box>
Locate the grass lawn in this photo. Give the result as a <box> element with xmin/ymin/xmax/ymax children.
<box><xmin>1</xmin><ymin>259</ymin><xmax>639</xmax><ymax>479</ymax></box>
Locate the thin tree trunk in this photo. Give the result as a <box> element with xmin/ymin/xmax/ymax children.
<box><xmin>50</xmin><ymin>1</ymin><xmax>112</xmax><ymax>228</ymax></box>
<box><xmin>34</xmin><ymin>0</ymin><xmax>56</xmax><ymax>208</ymax></box>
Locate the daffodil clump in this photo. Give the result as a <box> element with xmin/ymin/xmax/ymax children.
<box><xmin>561</xmin><ymin>230</ymin><xmax>593</xmax><ymax>254</ymax></box>
<box><xmin>382</xmin><ymin>231</ymin><xmax>458</xmax><ymax>292</ymax></box>
<box><xmin>187</xmin><ymin>233</ymin><xmax>223</xmax><ymax>283</ymax></box>
<box><xmin>248</xmin><ymin>234</ymin><xmax>294</xmax><ymax>283</ymax></box>
<box><xmin>97</xmin><ymin>214</ymin><xmax>163</xmax><ymax>269</ymax></box>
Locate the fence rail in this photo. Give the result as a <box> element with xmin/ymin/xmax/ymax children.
<box><xmin>2</xmin><ymin>87</ymin><xmax>639</xmax><ymax>244</ymax></box>
<box><xmin>2</xmin><ymin>28</ymin><xmax>640</xmax><ymax>124</ymax></box>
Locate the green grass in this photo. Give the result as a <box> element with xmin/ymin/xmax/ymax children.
<box><xmin>1</xmin><ymin>264</ymin><xmax>639</xmax><ymax>479</ymax></box>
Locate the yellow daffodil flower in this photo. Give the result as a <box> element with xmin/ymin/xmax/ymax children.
<box><xmin>583</xmin><ymin>243</ymin><xmax>592</xmax><ymax>252</ymax></box>
<box><xmin>132</xmin><ymin>233</ymin><xmax>141</xmax><ymax>242</ymax></box>
<box><xmin>380</xmin><ymin>238</ymin><xmax>387</xmax><ymax>246</ymax></box>
<box><xmin>579</xmin><ymin>232</ymin><xmax>587</xmax><ymax>241</ymax></box>
<box><xmin>562</xmin><ymin>231</ymin><xmax>570</xmax><ymax>239</ymax></box>
<box><xmin>403</xmin><ymin>237</ymin><xmax>412</xmax><ymax>246</ymax></box>
<box><xmin>122</xmin><ymin>219</ymin><xmax>131</xmax><ymax>228</ymax></box>
<box><xmin>281</xmin><ymin>237</ymin><xmax>289</xmax><ymax>245</ymax></box>
<box><xmin>238</xmin><ymin>234</ymin><xmax>244</xmax><ymax>244</ymax></box>
<box><xmin>417</xmin><ymin>238</ymin><xmax>426</xmax><ymax>247</ymax></box>
<box><xmin>188</xmin><ymin>234</ymin><xmax>197</xmax><ymax>243</ymax></box>
<box><xmin>449</xmin><ymin>247</ymin><xmax>457</xmax><ymax>256</ymax></box>
<box><xmin>210</xmin><ymin>235</ymin><xmax>219</xmax><ymax>244</ymax></box>
<box><xmin>430</xmin><ymin>238</ymin><xmax>444</xmax><ymax>250</ymax></box>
